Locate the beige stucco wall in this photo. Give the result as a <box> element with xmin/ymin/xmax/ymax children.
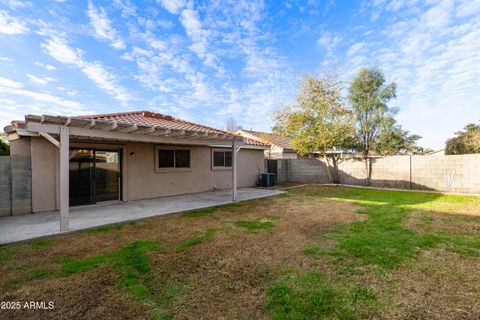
<box><xmin>9</xmin><ymin>136</ymin><xmax>31</xmax><ymax>155</ymax></box>
<box><xmin>31</xmin><ymin>137</ymin><xmax>57</xmax><ymax>212</ymax></box>
<box><xmin>125</xmin><ymin>143</ymin><xmax>264</xmax><ymax>201</ymax></box>
<box><xmin>23</xmin><ymin>137</ymin><xmax>264</xmax><ymax>212</ymax></box>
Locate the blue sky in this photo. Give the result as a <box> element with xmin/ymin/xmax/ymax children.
<box><xmin>0</xmin><ymin>0</ymin><xmax>479</xmax><ymax>148</ymax></box>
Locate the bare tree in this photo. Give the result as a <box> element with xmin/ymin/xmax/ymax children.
<box><xmin>225</xmin><ymin>117</ymin><xmax>242</xmax><ymax>132</ymax></box>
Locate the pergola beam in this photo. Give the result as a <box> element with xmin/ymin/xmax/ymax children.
<box><xmin>26</xmin><ymin>122</ymin><xmax>234</xmax><ymax>146</ymax></box>
<box><xmin>39</xmin><ymin>132</ymin><xmax>60</xmax><ymax>148</ymax></box>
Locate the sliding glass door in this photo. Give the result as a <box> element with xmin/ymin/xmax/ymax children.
<box><xmin>69</xmin><ymin>149</ymin><xmax>121</xmax><ymax>206</ymax></box>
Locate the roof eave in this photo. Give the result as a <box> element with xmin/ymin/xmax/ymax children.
<box><xmin>22</xmin><ymin>114</ymin><xmax>241</xmax><ymax>146</ymax></box>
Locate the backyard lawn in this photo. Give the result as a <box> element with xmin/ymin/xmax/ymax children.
<box><xmin>0</xmin><ymin>185</ymin><xmax>479</xmax><ymax>319</ymax></box>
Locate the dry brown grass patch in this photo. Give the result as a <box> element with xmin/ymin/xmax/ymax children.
<box><xmin>383</xmin><ymin>248</ymin><xmax>480</xmax><ymax>320</ymax></box>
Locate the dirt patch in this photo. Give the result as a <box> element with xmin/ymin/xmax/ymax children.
<box><xmin>0</xmin><ymin>265</ymin><xmax>146</xmax><ymax>320</ymax></box>
<box><xmin>145</xmin><ymin>197</ymin><xmax>362</xmax><ymax>319</ymax></box>
<box><xmin>0</xmin><ymin>194</ymin><xmax>361</xmax><ymax>319</ymax></box>
<box><xmin>404</xmin><ymin>211</ymin><xmax>480</xmax><ymax>236</ymax></box>
<box><xmin>383</xmin><ymin>248</ymin><xmax>480</xmax><ymax>320</ymax></box>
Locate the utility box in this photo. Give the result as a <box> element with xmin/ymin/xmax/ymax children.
<box><xmin>259</xmin><ymin>173</ymin><xmax>276</xmax><ymax>187</ymax></box>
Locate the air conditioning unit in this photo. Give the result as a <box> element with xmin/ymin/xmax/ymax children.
<box><xmin>259</xmin><ymin>173</ymin><xmax>276</xmax><ymax>187</ymax></box>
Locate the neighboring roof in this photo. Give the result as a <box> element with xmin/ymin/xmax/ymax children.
<box><xmin>425</xmin><ymin>149</ymin><xmax>445</xmax><ymax>156</ymax></box>
<box><xmin>237</xmin><ymin>129</ymin><xmax>296</xmax><ymax>152</ymax></box>
<box><xmin>238</xmin><ymin>136</ymin><xmax>270</xmax><ymax>147</ymax></box>
<box><xmin>5</xmin><ymin>111</ymin><xmax>266</xmax><ymax>147</ymax></box>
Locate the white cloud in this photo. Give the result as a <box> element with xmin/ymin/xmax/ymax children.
<box><xmin>0</xmin><ymin>56</ymin><xmax>12</xmax><ymax>62</ymax></box>
<box><xmin>0</xmin><ymin>76</ymin><xmax>24</xmax><ymax>88</ymax></box>
<box><xmin>0</xmin><ymin>10</ymin><xmax>28</xmax><ymax>35</ymax></box>
<box><xmin>420</xmin><ymin>0</ymin><xmax>454</xmax><ymax>30</ymax></box>
<box><xmin>350</xmin><ymin>0</ymin><xmax>480</xmax><ymax>148</ymax></box>
<box><xmin>42</xmin><ymin>36</ymin><xmax>133</xmax><ymax>104</ymax></box>
<box><xmin>0</xmin><ymin>0</ymin><xmax>30</xmax><ymax>9</ymax></box>
<box><xmin>26</xmin><ymin>73</ymin><xmax>57</xmax><ymax>85</ymax></box>
<box><xmin>112</xmin><ymin>0</ymin><xmax>137</xmax><ymax>17</ymax></box>
<box><xmin>456</xmin><ymin>0</ymin><xmax>480</xmax><ymax>17</ymax></box>
<box><xmin>87</xmin><ymin>1</ymin><xmax>125</xmax><ymax>49</ymax></box>
<box><xmin>157</xmin><ymin>0</ymin><xmax>185</xmax><ymax>14</ymax></box>
<box><xmin>346</xmin><ymin>42</ymin><xmax>366</xmax><ymax>57</ymax></box>
<box><xmin>81</xmin><ymin>62</ymin><xmax>131</xmax><ymax>102</ymax></box>
<box><xmin>0</xmin><ymin>76</ymin><xmax>82</xmax><ymax>110</ymax></box>
<box><xmin>0</xmin><ymin>98</ymin><xmax>16</xmax><ymax>105</ymax></box>
<box><xmin>317</xmin><ymin>31</ymin><xmax>342</xmax><ymax>52</ymax></box>
<box><xmin>41</xmin><ymin>36</ymin><xmax>84</xmax><ymax>66</ymax></box>
<box><xmin>34</xmin><ymin>61</ymin><xmax>56</xmax><ymax>71</ymax></box>
<box><xmin>179</xmin><ymin>8</ymin><xmax>223</xmax><ymax>72</ymax></box>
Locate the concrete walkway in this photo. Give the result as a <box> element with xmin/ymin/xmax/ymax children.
<box><xmin>0</xmin><ymin>188</ymin><xmax>283</xmax><ymax>244</ymax></box>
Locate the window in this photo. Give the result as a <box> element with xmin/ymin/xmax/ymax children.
<box><xmin>212</xmin><ymin>149</ymin><xmax>232</xmax><ymax>170</ymax></box>
<box><xmin>158</xmin><ymin>149</ymin><xmax>174</xmax><ymax>168</ymax></box>
<box><xmin>175</xmin><ymin>149</ymin><xmax>190</xmax><ymax>168</ymax></box>
<box><xmin>155</xmin><ymin>146</ymin><xmax>191</xmax><ymax>172</ymax></box>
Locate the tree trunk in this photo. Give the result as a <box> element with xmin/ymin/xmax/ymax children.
<box><xmin>323</xmin><ymin>154</ymin><xmax>334</xmax><ymax>183</ymax></box>
<box><xmin>364</xmin><ymin>137</ymin><xmax>370</xmax><ymax>186</ymax></box>
<box><xmin>332</xmin><ymin>155</ymin><xmax>339</xmax><ymax>184</ymax></box>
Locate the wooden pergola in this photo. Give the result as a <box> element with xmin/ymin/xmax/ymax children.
<box><xmin>16</xmin><ymin>114</ymin><xmax>245</xmax><ymax>232</ymax></box>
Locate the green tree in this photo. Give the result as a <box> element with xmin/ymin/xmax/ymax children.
<box><xmin>374</xmin><ymin>116</ymin><xmax>422</xmax><ymax>155</ymax></box>
<box><xmin>0</xmin><ymin>132</ymin><xmax>10</xmax><ymax>156</ymax></box>
<box><xmin>273</xmin><ymin>74</ymin><xmax>355</xmax><ymax>182</ymax></box>
<box><xmin>348</xmin><ymin>67</ymin><xmax>397</xmax><ymax>184</ymax></box>
<box><xmin>445</xmin><ymin>122</ymin><xmax>480</xmax><ymax>154</ymax></box>
<box><xmin>348</xmin><ymin>67</ymin><xmax>398</xmax><ymax>156</ymax></box>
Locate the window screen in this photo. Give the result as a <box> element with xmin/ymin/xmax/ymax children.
<box><xmin>224</xmin><ymin>151</ymin><xmax>232</xmax><ymax>167</ymax></box>
<box><xmin>158</xmin><ymin>149</ymin><xmax>174</xmax><ymax>168</ymax></box>
<box><xmin>175</xmin><ymin>149</ymin><xmax>190</xmax><ymax>168</ymax></box>
<box><xmin>213</xmin><ymin>150</ymin><xmax>232</xmax><ymax>168</ymax></box>
<box><xmin>213</xmin><ymin>151</ymin><xmax>224</xmax><ymax>167</ymax></box>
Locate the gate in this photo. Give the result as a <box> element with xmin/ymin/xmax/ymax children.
<box><xmin>266</xmin><ymin>159</ymin><xmax>277</xmax><ymax>174</ymax></box>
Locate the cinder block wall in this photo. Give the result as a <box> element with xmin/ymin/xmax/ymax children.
<box><xmin>0</xmin><ymin>155</ymin><xmax>32</xmax><ymax>216</ymax></box>
<box><xmin>411</xmin><ymin>154</ymin><xmax>480</xmax><ymax>193</ymax></box>
<box><xmin>0</xmin><ymin>157</ymin><xmax>11</xmax><ymax>217</ymax></box>
<box><xmin>277</xmin><ymin>159</ymin><xmax>330</xmax><ymax>184</ymax></box>
<box><xmin>277</xmin><ymin>155</ymin><xmax>480</xmax><ymax>194</ymax></box>
<box><xmin>11</xmin><ymin>155</ymin><xmax>32</xmax><ymax>214</ymax></box>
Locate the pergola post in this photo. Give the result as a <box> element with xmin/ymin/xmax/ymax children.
<box><xmin>232</xmin><ymin>139</ymin><xmax>238</xmax><ymax>202</ymax></box>
<box><xmin>59</xmin><ymin>126</ymin><xmax>69</xmax><ymax>231</ymax></box>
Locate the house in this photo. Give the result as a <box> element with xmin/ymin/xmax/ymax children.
<box><xmin>425</xmin><ymin>149</ymin><xmax>445</xmax><ymax>156</ymax></box>
<box><xmin>236</xmin><ymin>130</ymin><xmax>300</xmax><ymax>159</ymax></box>
<box><xmin>3</xmin><ymin>111</ymin><xmax>268</xmax><ymax>230</ymax></box>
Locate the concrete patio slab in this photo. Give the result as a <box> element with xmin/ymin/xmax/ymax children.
<box><xmin>0</xmin><ymin>188</ymin><xmax>284</xmax><ymax>244</ymax></box>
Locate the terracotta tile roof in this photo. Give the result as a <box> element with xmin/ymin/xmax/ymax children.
<box><xmin>237</xmin><ymin>135</ymin><xmax>270</xmax><ymax>147</ymax></box>
<box><xmin>237</xmin><ymin>130</ymin><xmax>296</xmax><ymax>152</ymax></box>
<box><xmin>7</xmin><ymin>110</ymin><xmax>267</xmax><ymax>147</ymax></box>
<box><xmin>78</xmin><ymin>110</ymin><xmax>227</xmax><ymax>135</ymax></box>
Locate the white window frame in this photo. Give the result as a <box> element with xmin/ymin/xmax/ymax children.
<box><xmin>211</xmin><ymin>148</ymin><xmax>232</xmax><ymax>171</ymax></box>
<box><xmin>155</xmin><ymin>145</ymin><xmax>192</xmax><ymax>173</ymax></box>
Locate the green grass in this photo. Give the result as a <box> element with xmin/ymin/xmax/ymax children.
<box><xmin>0</xmin><ymin>245</ymin><xmax>21</xmax><ymax>265</ymax></box>
<box><xmin>267</xmin><ymin>186</ymin><xmax>479</xmax><ymax>319</ymax></box>
<box><xmin>181</xmin><ymin>203</ymin><xmax>240</xmax><ymax>217</ymax></box>
<box><xmin>60</xmin><ymin>240</ymin><xmax>160</xmax><ymax>300</ymax></box>
<box><xmin>10</xmin><ymin>267</ymin><xmax>53</xmax><ymax>287</ymax></box>
<box><xmin>234</xmin><ymin>220</ymin><xmax>274</xmax><ymax>233</ymax></box>
<box><xmin>175</xmin><ymin>228</ymin><xmax>220</xmax><ymax>252</ymax></box>
<box><xmin>31</xmin><ymin>238</ymin><xmax>55</xmax><ymax>248</ymax></box>
<box><xmin>0</xmin><ymin>238</ymin><xmax>55</xmax><ymax>266</ymax></box>
<box><xmin>266</xmin><ymin>270</ymin><xmax>376</xmax><ymax>320</ymax></box>
<box><xmin>59</xmin><ymin>240</ymin><xmax>186</xmax><ymax>318</ymax></box>
<box><xmin>88</xmin><ymin>224</ymin><xmax>123</xmax><ymax>234</ymax></box>
<box><xmin>300</xmin><ymin>187</ymin><xmax>480</xmax><ymax>269</ymax></box>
